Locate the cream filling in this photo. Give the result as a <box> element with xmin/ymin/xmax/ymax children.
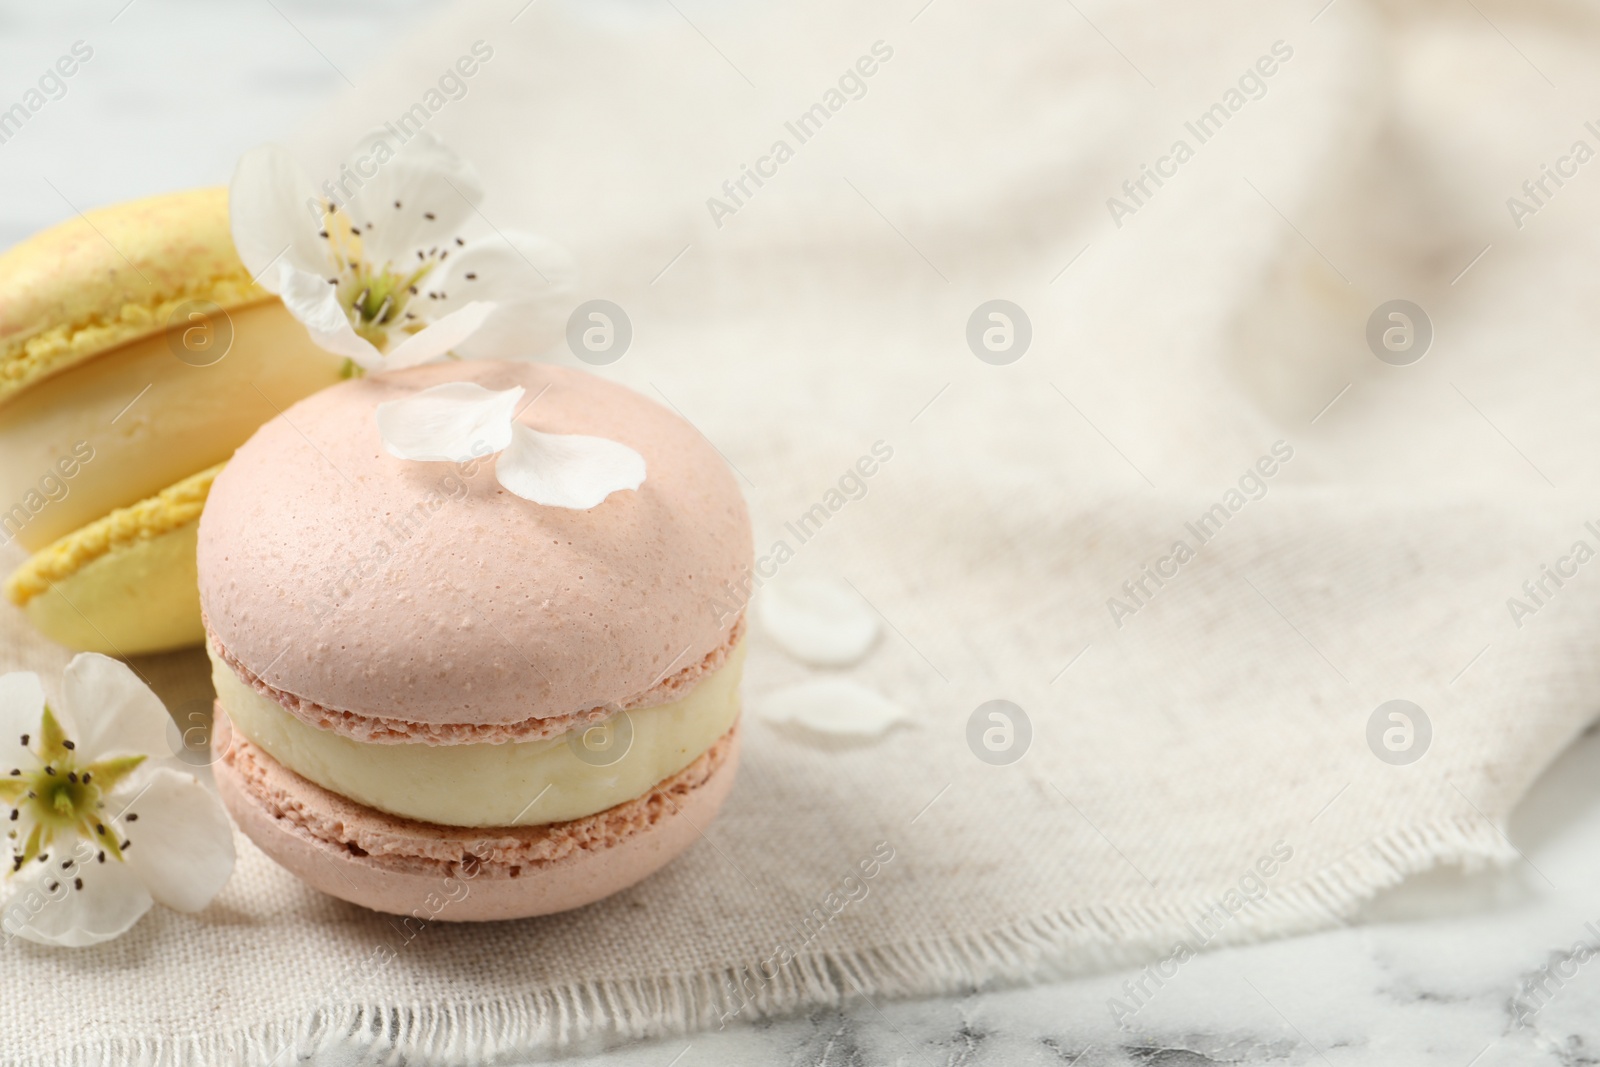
<box><xmin>0</xmin><ymin>301</ymin><xmax>344</xmax><ymax>550</ymax></box>
<box><xmin>211</xmin><ymin>642</ymin><xmax>744</xmax><ymax>828</ymax></box>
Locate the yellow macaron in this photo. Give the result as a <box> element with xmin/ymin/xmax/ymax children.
<box><xmin>0</xmin><ymin>188</ymin><xmax>343</xmax><ymax>655</ymax></box>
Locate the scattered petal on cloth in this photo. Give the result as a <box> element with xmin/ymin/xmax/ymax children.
<box><xmin>757</xmin><ymin>679</ymin><xmax>909</xmax><ymax>738</ymax></box>
<box><xmin>756</xmin><ymin>577</ymin><xmax>881</xmax><ymax>667</ymax></box>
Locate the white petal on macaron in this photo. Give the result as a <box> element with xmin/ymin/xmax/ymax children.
<box><xmin>379</xmin><ymin>300</ymin><xmax>499</xmax><ymax>370</ymax></box>
<box><xmin>228</xmin><ymin>143</ymin><xmax>330</xmax><ymax>293</ymax></box>
<box><xmin>118</xmin><ymin>768</ymin><xmax>236</xmax><ymax>913</ymax></box>
<box><xmin>431</xmin><ymin>233</ymin><xmax>578</xmax><ymax>361</ymax></box>
<box><xmin>0</xmin><ymin>671</ymin><xmax>45</xmax><ymax>770</ymax></box>
<box><xmin>495</xmin><ymin>423</ymin><xmax>646</xmax><ymax>509</ymax></box>
<box><xmin>60</xmin><ymin>653</ymin><xmax>172</xmax><ymax>764</ymax></box>
<box><xmin>1</xmin><ymin>848</ymin><xmax>154</xmax><ymax>948</ymax></box>
<box><xmin>758</xmin><ymin>679</ymin><xmax>909</xmax><ymax>738</ymax></box>
<box><xmin>757</xmin><ymin>577</ymin><xmax>881</xmax><ymax>668</ymax></box>
<box><xmin>375</xmin><ymin>382</ymin><xmax>523</xmax><ymax>463</ymax></box>
<box><xmin>277</xmin><ymin>267</ymin><xmax>384</xmax><ymax>368</ymax></box>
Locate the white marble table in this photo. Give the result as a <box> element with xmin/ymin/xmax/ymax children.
<box><xmin>7</xmin><ymin>4</ymin><xmax>1600</xmax><ymax>1065</ymax></box>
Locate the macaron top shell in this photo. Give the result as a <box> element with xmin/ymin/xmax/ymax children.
<box><xmin>0</xmin><ymin>188</ymin><xmax>270</xmax><ymax>404</ymax></box>
<box><xmin>197</xmin><ymin>361</ymin><xmax>752</xmax><ymax>729</ymax></box>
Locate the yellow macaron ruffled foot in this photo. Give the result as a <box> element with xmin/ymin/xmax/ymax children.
<box><xmin>5</xmin><ymin>464</ymin><xmax>221</xmax><ymax>655</ymax></box>
<box><xmin>0</xmin><ymin>187</ymin><xmax>345</xmax><ymax>655</ymax></box>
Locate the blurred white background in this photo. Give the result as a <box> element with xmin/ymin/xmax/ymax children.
<box><xmin>0</xmin><ymin>0</ymin><xmax>449</xmax><ymax>247</ymax></box>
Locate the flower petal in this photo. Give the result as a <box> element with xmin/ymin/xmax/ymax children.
<box><xmin>117</xmin><ymin>768</ymin><xmax>235</xmax><ymax>913</ymax></box>
<box><xmin>228</xmin><ymin>143</ymin><xmax>330</xmax><ymax>294</ymax></box>
<box><xmin>756</xmin><ymin>578</ymin><xmax>881</xmax><ymax>667</ymax></box>
<box><xmin>0</xmin><ymin>672</ymin><xmax>45</xmax><ymax>770</ymax></box>
<box><xmin>375</xmin><ymin>382</ymin><xmax>522</xmax><ymax>463</ymax></box>
<box><xmin>758</xmin><ymin>679</ymin><xmax>909</xmax><ymax>738</ymax></box>
<box><xmin>431</xmin><ymin>233</ymin><xmax>578</xmax><ymax>360</ymax></box>
<box><xmin>1</xmin><ymin>835</ymin><xmax>153</xmax><ymax>948</ymax></box>
<box><xmin>61</xmin><ymin>654</ymin><xmax>171</xmax><ymax>763</ymax></box>
<box><xmin>380</xmin><ymin>300</ymin><xmax>499</xmax><ymax>370</ymax></box>
<box><xmin>341</xmin><ymin>129</ymin><xmax>483</xmax><ymax>266</ymax></box>
<box><xmin>495</xmin><ymin>423</ymin><xmax>646</xmax><ymax>509</ymax></box>
<box><xmin>277</xmin><ymin>267</ymin><xmax>384</xmax><ymax>368</ymax></box>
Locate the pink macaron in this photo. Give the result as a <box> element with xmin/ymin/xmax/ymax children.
<box><xmin>198</xmin><ymin>361</ymin><xmax>752</xmax><ymax>920</ymax></box>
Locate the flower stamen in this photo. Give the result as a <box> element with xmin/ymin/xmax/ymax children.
<box><xmin>3</xmin><ymin>719</ymin><xmax>145</xmax><ymax>880</ymax></box>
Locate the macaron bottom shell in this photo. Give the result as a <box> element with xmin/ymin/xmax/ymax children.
<box><xmin>5</xmin><ymin>464</ymin><xmax>220</xmax><ymax>655</ymax></box>
<box><xmin>13</xmin><ymin>518</ymin><xmax>203</xmax><ymax>655</ymax></box>
<box><xmin>213</xmin><ymin>712</ymin><xmax>742</xmax><ymax>921</ymax></box>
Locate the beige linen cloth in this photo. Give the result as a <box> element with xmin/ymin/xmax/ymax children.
<box><xmin>9</xmin><ymin>0</ymin><xmax>1600</xmax><ymax>1062</ymax></box>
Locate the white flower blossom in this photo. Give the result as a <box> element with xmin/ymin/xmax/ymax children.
<box><xmin>230</xmin><ymin>130</ymin><xmax>575</xmax><ymax>373</ymax></box>
<box><xmin>375</xmin><ymin>382</ymin><xmax>646</xmax><ymax>510</ymax></box>
<box><xmin>0</xmin><ymin>655</ymin><xmax>234</xmax><ymax>948</ymax></box>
